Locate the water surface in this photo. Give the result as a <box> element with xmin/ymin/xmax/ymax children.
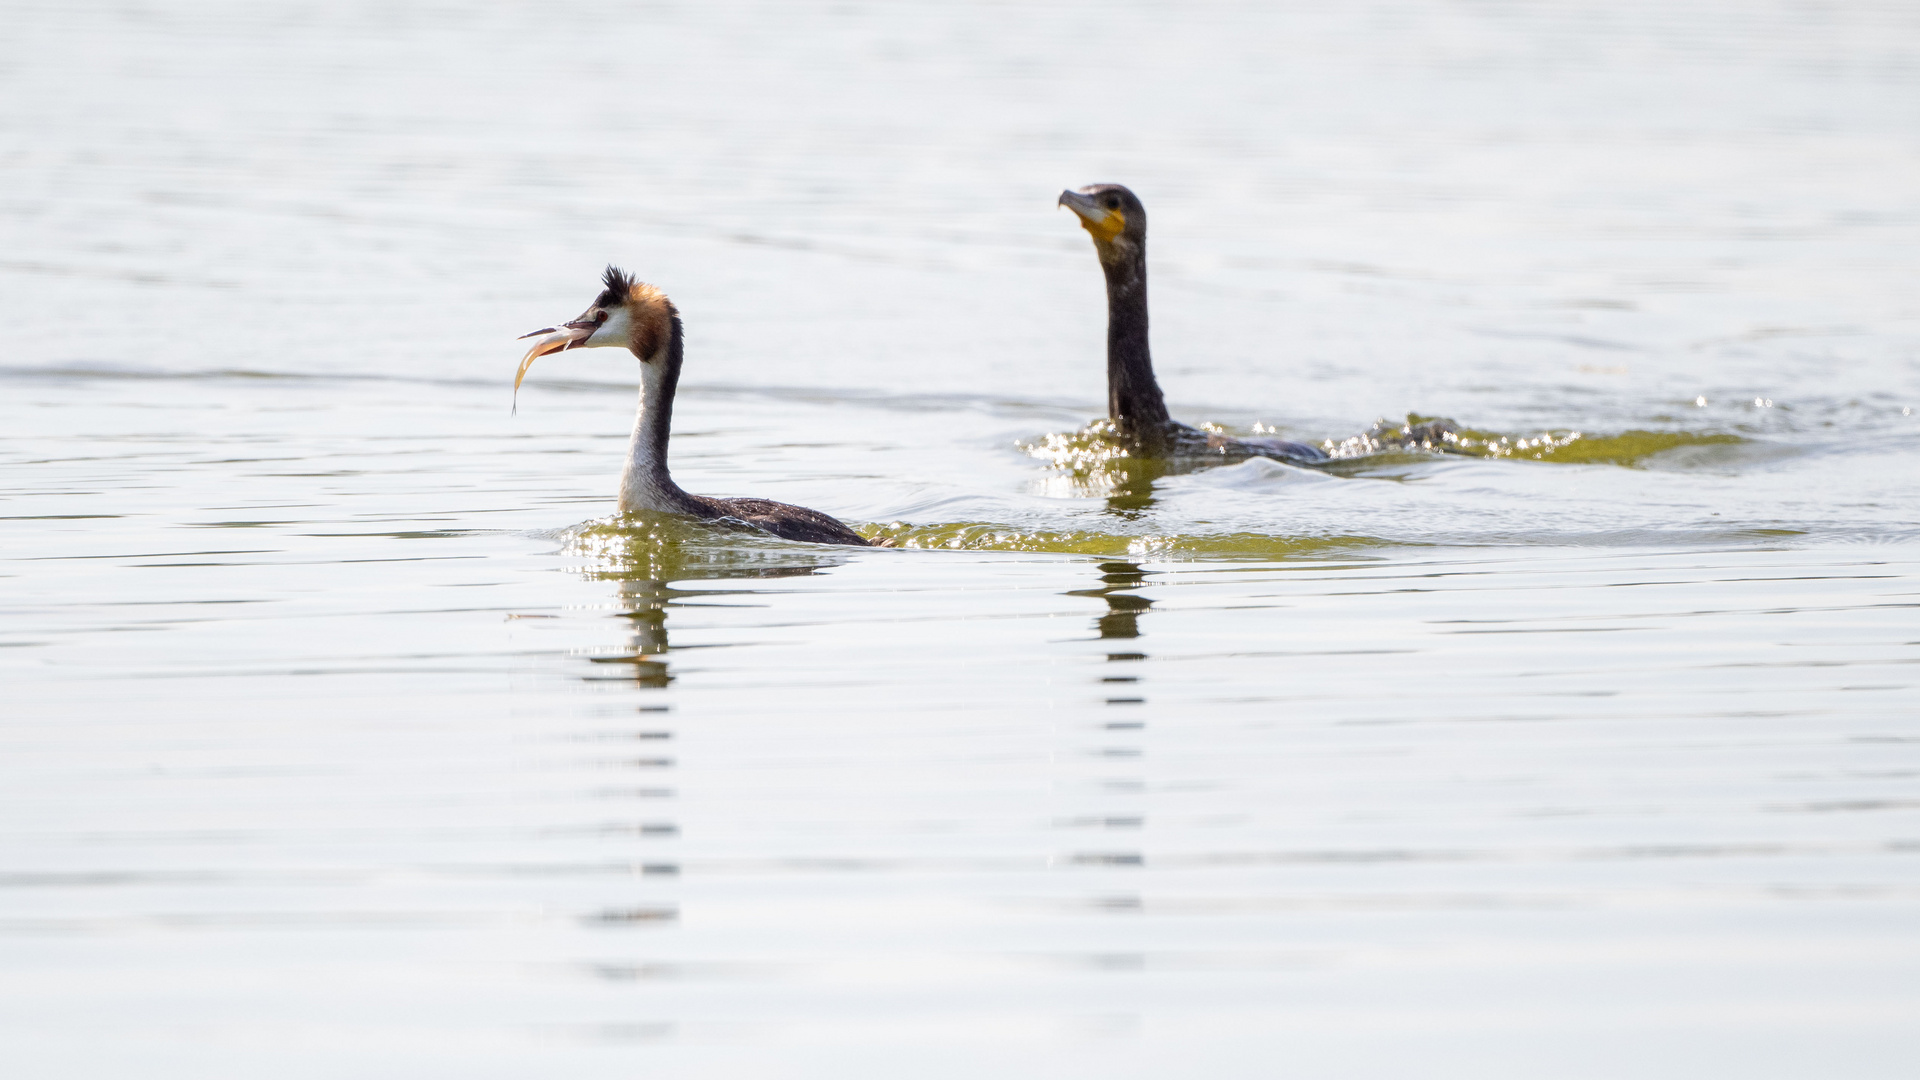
<box><xmin>4</xmin><ymin>1</ymin><xmax>1920</xmax><ymax>1076</ymax></box>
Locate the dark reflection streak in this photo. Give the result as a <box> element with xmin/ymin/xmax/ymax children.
<box><xmin>1068</xmin><ymin>560</ymin><xmax>1154</xmax><ymax>643</ymax></box>
<box><xmin>616</xmin><ymin>579</ymin><xmax>673</xmax><ymax>688</ymax></box>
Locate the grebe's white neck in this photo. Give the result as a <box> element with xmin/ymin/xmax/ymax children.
<box><xmin>617</xmin><ymin>356</ymin><xmax>697</xmax><ymax>514</ymax></box>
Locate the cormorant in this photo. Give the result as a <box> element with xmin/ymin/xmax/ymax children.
<box><xmin>1058</xmin><ymin>183</ymin><xmax>1332</xmax><ymax>464</ymax></box>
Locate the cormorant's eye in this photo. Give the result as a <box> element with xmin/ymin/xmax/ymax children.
<box><xmin>1102</xmin><ymin>195</ymin><xmax>1120</xmax><ymax>210</ymax></box>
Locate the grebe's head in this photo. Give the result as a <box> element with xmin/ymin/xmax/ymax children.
<box><xmin>515</xmin><ymin>265</ymin><xmax>679</xmax><ymax>394</ymax></box>
<box><xmin>1058</xmin><ymin>184</ymin><xmax>1147</xmax><ymax>259</ymax></box>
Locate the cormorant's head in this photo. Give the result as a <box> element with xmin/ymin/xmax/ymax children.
<box><xmin>516</xmin><ymin>265</ymin><xmax>679</xmax><ymax>394</ymax></box>
<box><xmin>1058</xmin><ymin>184</ymin><xmax>1147</xmax><ymax>259</ymax></box>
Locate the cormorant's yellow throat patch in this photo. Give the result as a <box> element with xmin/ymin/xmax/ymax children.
<box><xmin>1078</xmin><ymin>209</ymin><xmax>1126</xmax><ymax>243</ymax></box>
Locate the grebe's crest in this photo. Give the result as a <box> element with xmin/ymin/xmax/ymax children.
<box><xmin>594</xmin><ymin>264</ymin><xmax>636</xmax><ymax>309</ymax></box>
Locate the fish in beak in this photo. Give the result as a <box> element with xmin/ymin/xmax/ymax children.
<box><xmin>515</xmin><ymin>320</ymin><xmax>596</xmax><ymax>391</ymax></box>
<box><xmin>512</xmin><ymin>319</ymin><xmax>598</xmax><ymax>410</ymax></box>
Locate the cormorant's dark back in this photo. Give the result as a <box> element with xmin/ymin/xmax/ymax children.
<box><xmin>515</xmin><ymin>267</ymin><xmax>872</xmax><ymax>546</ymax></box>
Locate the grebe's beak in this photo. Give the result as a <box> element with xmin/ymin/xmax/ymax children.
<box><xmin>514</xmin><ymin>319</ymin><xmax>597</xmax><ymax>395</ymax></box>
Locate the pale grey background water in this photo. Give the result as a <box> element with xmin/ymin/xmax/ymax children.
<box><xmin>4</xmin><ymin>1</ymin><xmax>1919</xmax><ymax>1076</ymax></box>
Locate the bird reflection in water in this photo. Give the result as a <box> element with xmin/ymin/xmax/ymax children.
<box><xmin>1069</xmin><ymin>561</ymin><xmax>1154</xmax><ymax>710</ymax></box>
<box><xmin>1073</xmin><ymin>560</ymin><xmax>1153</xmax><ymax>641</ymax></box>
<box><xmin>563</xmin><ymin>519</ymin><xmax>855</xmax><ymax>931</ymax></box>
<box><xmin>1070</xmin><ymin>560</ymin><xmax>1153</xmax><ymax>658</ymax></box>
<box><xmin>572</xmin><ymin>513</ymin><xmax>854</xmax><ymax>688</ymax></box>
<box><xmin>1100</xmin><ymin>458</ymin><xmax>1169</xmax><ymax>518</ymax></box>
<box><xmin>593</xmin><ymin>579</ymin><xmax>678</xmax><ymax>687</ymax></box>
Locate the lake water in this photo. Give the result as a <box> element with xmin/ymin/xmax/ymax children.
<box><xmin>4</xmin><ymin>1</ymin><xmax>1919</xmax><ymax>1076</ymax></box>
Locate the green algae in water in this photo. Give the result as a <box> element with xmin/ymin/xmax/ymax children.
<box><xmin>562</xmin><ymin>513</ymin><xmax>855</xmax><ymax>581</ymax></box>
<box><xmin>1025</xmin><ymin>415</ymin><xmax>1747</xmax><ymax>479</ymax></box>
<box><xmin>860</xmin><ymin>520</ymin><xmax>1381</xmax><ymax>559</ymax></box>
<box><xmin>561</xmin><ymin>509</ymin><xmax>1376</xmax><ymax>563</ymax></box>
<box><xmin>564</xmin><ymin>417</ymin><xmax>1747</xmax><ymax>570</ymax></box>
<box><xmin>1332</xmin><ymin>415</ymin><xmax>1746</xmax><ymax>466</ymax></box>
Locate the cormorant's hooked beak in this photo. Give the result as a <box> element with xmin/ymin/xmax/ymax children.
<box><xmin>1059</xmin><ymin>189</ymin><xmax>1125</xmax><ymax>243</ymax></box>
<box><xmin>511</xmin><ymin>319</ymin><xmax>597</xmax><ymax>412</ymax></box>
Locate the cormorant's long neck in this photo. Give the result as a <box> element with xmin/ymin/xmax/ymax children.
<box><xmin>1101</xmin><ymin>240</ymin><xmax>1171</xmax><ymax>451</ymax></box>
<box><xmin>618</xmin><ymin>315</ymin><xmax>704</xmax><ymax>515</ymax></box>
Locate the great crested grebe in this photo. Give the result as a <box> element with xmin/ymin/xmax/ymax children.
<box><xmin>516</xmin><ymin>266</ymin><xmax>872</xmax><ymax>547</ymax></box>
<box><xmin>1058</xmin><ymin>183</ymin><xmax>1334</xmax><ymax>464</ymax></box>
